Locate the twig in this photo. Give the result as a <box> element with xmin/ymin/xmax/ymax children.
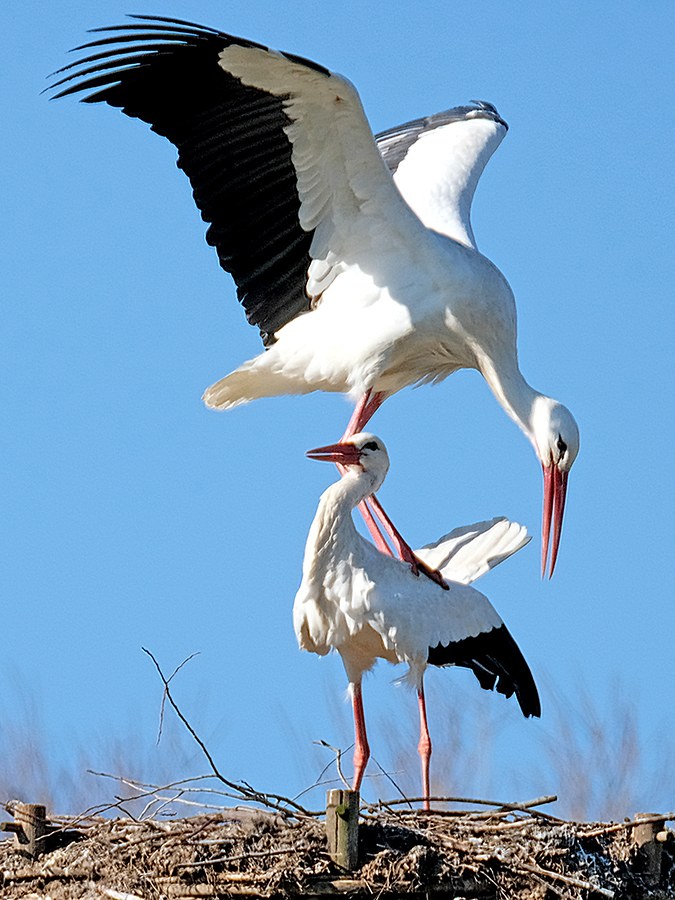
<box><xmin>370</xmin><ymin>793</ymin><xmax>552</xmax><ymax>808</ymax></box>
<box><xmin>95</xmin><ymin>887</ymin><xmax>144</xmax><ymax>900</ymax></box>
<box><xmin>369</xmin><ymin>756</ymin><xmax>411</xmax><ymax>807</ymax></box>
<box><xmin>156</xmin><ymin>651</ymin><xmax>201</xmax><ymax>745</ymax></box>
<box><xmin>215</xmin><ymin>872</ymin><xmax>269</xmax><ymax>882</ymax></box>
<box><xmin>85</xmin><ymin>773</ymin><xmax>325</xmax><ymax>820</ymax></box>
<box><xmin>368</xmin><ymin>794</ymin><xmax>559</xmax><ymax>816</ymax></box>
<box><xmin>579</xmin><ymin>811</ymin><xmax>675</xmax><ymax>838</ymax></box>
<box><xmin>314</xmin><ymin>740</ymin><xmax>351</xmax><ymax>790</ymax></box>
<box><xmin>522</xmin><ymin>869</ymin><xmax>576</xmax><ymax>900</ymax></box>
<box><xmin>143</xmin><ymin>649</ymin><xmax>227</xmax><ymax>785</ymax></box>
<box><xmin>469</xmin><ymin>819</ymin><xmax>537</xmax><ymax>833</ymax></box>
<box><xmin>515</xmin><ymin>859</ymin><xmax>615</xmax><ymax>899</ymax></box>
<box><xmin>177</xmin><ymin>846</ymin><xmax>297</xmax><ymax>868</ymax></box>
<box><xmin>141</xmin><ymin>648</ymin><xmax>315</xmax><ymax>818</ymax></box>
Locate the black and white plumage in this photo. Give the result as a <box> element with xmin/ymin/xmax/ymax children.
<box><xmin>294</xmin><ymin>433</ymin><xmax>540</xmax><ymax>805</ymax></box>
<box><xmin>50</xmin><ymin>16</ymin><xmax>579</xmax><ymax>577</ymax></box>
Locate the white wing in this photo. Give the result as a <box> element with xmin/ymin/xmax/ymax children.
<box><xmin>50</xmin><ymin>16</ymin><xmax>428</xmax><ymax>343</ymax></box>
<box><xmin>415</xmin><ymin>517</ymin><xmax>530</xmax><ymax>585</ymax></box>
<box><xmin>216</xmin><ymin>45</ymin><xmax>434</xmax><ymax>286</ymax></box>
<box><xmin>377</xmin><ymin>105</ymin><xmax>507</xmax><ymax>250</ymax></box>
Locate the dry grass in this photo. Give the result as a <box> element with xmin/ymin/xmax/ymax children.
<box><xmin>0</xmin><ymin>699</ymin><xmax>197</xmax><ymax>816</ymax></box>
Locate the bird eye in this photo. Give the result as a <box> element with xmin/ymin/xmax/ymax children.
<box><xmin>362</xmin><ymin>441</ymin><xmax>379</xmax><ymax>451</ymax></box>
<box><xmin>556</xmin><ymin>436</ymin><xmax>567</xmax><ymax>455</ymax></box>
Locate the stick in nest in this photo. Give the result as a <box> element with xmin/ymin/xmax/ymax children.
<box><xmin>141</xmin><ymin>648</ymin><xmax>316</xmax><ymax>818</ymax></box>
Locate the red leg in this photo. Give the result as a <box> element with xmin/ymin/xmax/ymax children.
<box><xmin>341</xmin><ymin>389</ymin><xmax>387</xmax><ymax>441</ymax></box>
<box><xmin>351</xmin><ymin>682</ymin><xmax>370</xmax><ymax>791</ymax></box>
<box><xmin>417</xmin><ymin>683</ymin><xmax>432</xmax><ymax>810</ymax></box>
<box><xmin>357</xmin><ymin>499</ymin><xmax>394</xmax><ymax>556</ymax></box>
<box><xmin>366</xmin><ymin>495</ymin><xmax>449</xmax><ymax>589</ymax></box>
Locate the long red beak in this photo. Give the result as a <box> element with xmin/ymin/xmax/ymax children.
<box><xmin>541</xmin><ymin>464</ymin><xmax>569</xmax><ymax>579</ymax></box>
<box><xmin>306</xmin><ymin>442</ymin><xmax>362</xmax><ymax>465</ymax></box>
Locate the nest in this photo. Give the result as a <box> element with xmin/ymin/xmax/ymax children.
<box><xmin>1</xmin><ymin>795</ymin><xmax>673</xmax><ymax>900</ymax></box>
<box><xmin>2</xmin><ymin>665</ymin><xmax>671</xmax><ymax>897</ymax></box>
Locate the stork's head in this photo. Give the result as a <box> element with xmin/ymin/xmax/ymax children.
<box><xmin>530</xmin><ymin>397</ymin><xmax>580</xmax><ymax>578</ymax></box>
<box><xmin>306</xmin><ymin>432</ymin><xmax>390</xmax><ymax>493</ymax></box>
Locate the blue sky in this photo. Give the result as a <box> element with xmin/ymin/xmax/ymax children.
<box><xmin>2</xmin><ymin>1</ymin><xmax>674</xmax><ymax>820</ymax></box>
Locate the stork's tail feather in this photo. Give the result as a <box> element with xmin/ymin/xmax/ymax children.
<box><xmin>202</xmin><ymin>377</ymin><xmax>249</xmax><ymax>410</ymax></box>
<box><xmin>202</xmin><ymin>361</ymin><xmax>316</xmax><ymax>409</ymax></box>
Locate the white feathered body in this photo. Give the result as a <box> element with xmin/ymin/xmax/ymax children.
<box><xmin>219</xmin><ymin>237</ymin><xmax>516</xmax><ymax>405</ymax></box>
<box><xmin>196</xmin><ymin>53</ymin><xmax>519</xmax><ymax>409</ymax></box>
<box><xmin>53</xmin><ymin>19</ymin><xmax>578</xmax><ymax>577</ymax></box>
<box><xmin>293</xmin><ymin>469</ymin><xmax>521</xmax><ymax>689</ymax></box>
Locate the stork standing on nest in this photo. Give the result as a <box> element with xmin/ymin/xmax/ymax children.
<box><xmin>294</xmin><ymin>433</ymin><xmax>540</xmax><ymax>806</ymax></box>
<box><xmin>50</xmin><ymin>16</ymin><xmax>579</xmax><ymax>576</ymax></box>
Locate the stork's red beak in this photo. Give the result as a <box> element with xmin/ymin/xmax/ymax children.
<box><xmin>306</xmin><ymin>442</ymin><xmax>362</xmax><ymax>465</ymax></box>
<box><xmin>541</xmin><ymin>464</ymin><xmax>569</xmax><ymax>578</ymax></box>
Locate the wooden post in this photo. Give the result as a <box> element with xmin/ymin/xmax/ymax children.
<box><xmin>632</xmin><ymin>813</ymin><xmax>666</xmax><ymax>886</ymax></box>
<box><xmin>326</xmin><ymin>790</ymin><xmax>359</xmax><ymax>871</ymax></box>
<box><xmin>13</xmin><ymin>804</ymin><xmax>47</xmax><ymax>860</ymax></box>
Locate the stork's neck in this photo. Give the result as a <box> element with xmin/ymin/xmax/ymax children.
<box><xmin>479</xmin><ymin>356</ymin><xmax>543</xmax><ymax>454</ymax></box>
<box><xmin>300</xmin><ymin>471</ymin><xmax>367</xmax><ymax>586</ymax></box>
<box><xmin>305</xmin><ymin>470</ymin><xmax>375</xmax><ymax>560</ymax></box>
<box><xmin>323</xmin><ymin>469</ymin><xmax>378</xmax><ymax>525</ymax></box>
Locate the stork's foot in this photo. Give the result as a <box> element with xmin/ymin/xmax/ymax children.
<box><xmin>362</xmin><ymin>494</ymin><xmax>450</xmax><ymax>590</ymax></box>
<box><xmin>408</xmin><ymin>552</ymin><xmax>449</xmax><ymax>590</ymax></box>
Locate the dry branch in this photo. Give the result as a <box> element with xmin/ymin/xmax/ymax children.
<box><xmin>142</xmin><ymin>649</ymin><xmax>317</xmax><ymax>819</ymax></box>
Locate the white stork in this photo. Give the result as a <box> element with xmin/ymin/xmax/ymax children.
<box><xmin>294</xmin><ymin>432</ymin><xmax>540</xmax><ymax>806</ymax></box>
<box><xmin>50</xmin><ymin>15</ymin><xmax>579</xmax><ymax>577</ymax></box>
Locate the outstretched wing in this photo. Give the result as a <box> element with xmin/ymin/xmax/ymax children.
<box><xmin>376</xmin><ymin>102</ymin><xmax>507</xmax><ymax>249</ymax></box>
<box><xmin>49</xmin><ymin>15</ymin><xmax>421</xmax><ymax>345</ymax></box>
<box><xmin>415</xmin><ymin>517</ymin><xmax>530</xmax><ymax>585</ymax></box>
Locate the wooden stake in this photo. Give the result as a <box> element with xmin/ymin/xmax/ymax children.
<box><xmin>13</xmin><ymin>803</ymin><xmax>47</xmax><ymax>860</ymax></box>
<box><xmin>632</xmin><ymin>812</ymin><xmax>666</xmax><ymax>886</ymax></box>
<box><xmin>326</xmin><ymin>790</ymin><xmax>359</xmax><ymax>871</ymax></box>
